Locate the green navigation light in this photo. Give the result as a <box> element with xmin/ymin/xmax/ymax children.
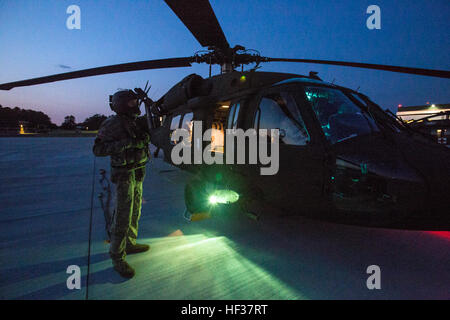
<box><xmin>209</xmin><ymin>195</ymin><xmax>219</xmax><ymax>204</ymax></box>
<box><xmin>208</xmin><ymin>190</ymin><xmax>240</xmax><ymax>205</ymax></box>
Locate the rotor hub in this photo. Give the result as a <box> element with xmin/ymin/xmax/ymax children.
<box><xmin>193</xmin><ymin>46</ymin><xmax>265</xmax><ymax>73</ymax></box>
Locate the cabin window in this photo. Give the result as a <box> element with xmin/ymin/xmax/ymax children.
<box><xmin>180</xmin><ymin>112</ymin><xmax>193</xmax><ymax>145</ymax></box>
<box><xmin>210</xmin><ymin>121</ymin><xmax>224</xmax><ymax>153</ymax></box>
<box><xmin>210</xmin><ymin>105</ymin><xmax>231</xmax><ymax>154</ymax></box>
<box><xmin>170</xmin><ymin>115</ymin><xmax>181</xmax><ymax>130</ymax></box>
<box><xmin>256</xmin><ymin>93</ymin><xmax>310</xmax><ymax>146</ymax></box>
<box><xmin>169</xmin><ymin>114</ymin><xmax>181</xmax><ymax>144</ymax></box>
<box><xmin>305</xmin><ymin>86</ymin><xmax>379</xmax><ymax>144</ymax></box>
<box><xmin>181</xmin><ymin>113</ymin><xmax>193</xmax><ymax>130</ymax></box>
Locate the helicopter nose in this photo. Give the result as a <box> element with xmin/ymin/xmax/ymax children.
<box><xmin>331</xmin><ymin>134</ymin><xmax>449</xmax><ymax>230</ymax></box>
<box><xmin>419</xmin><ymin>173</ymin><xmax>450</xmax><ymax>230</ymax></box>
<box><xmin>397</xmin><ymin>144</ymin><xmax>450</xmax><ymax>230</ymax></box>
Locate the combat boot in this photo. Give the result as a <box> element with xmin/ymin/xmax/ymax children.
<box><xmin>126</xmin><ymin>243</ymin><xmax>150</xmax><ymax>255</ymax></box>
<box><xmin>112</xmin><ymin>259</ymin><xmax>135</xmax><ymax>278</ymax></box>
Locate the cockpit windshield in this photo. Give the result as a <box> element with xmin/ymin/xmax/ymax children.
<box><xmin>305</xmin><ymin>86</ymin><xmax>379</xmax><ymax>144</ymax></box>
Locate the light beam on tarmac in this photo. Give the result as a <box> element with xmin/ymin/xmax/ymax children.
<box><xmin>86</xmin><ymin>234</ymin><xmax>306</xmax><ymax>299</ymax></box>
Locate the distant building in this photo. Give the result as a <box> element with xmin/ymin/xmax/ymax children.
<box><xmin>397</xmin><ymin>104</ymin><xmax>450</xmax><ymax>145</ymax></box>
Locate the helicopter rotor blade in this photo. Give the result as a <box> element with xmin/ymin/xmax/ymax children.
<box><xmin>0</xmin><ymin>57</ymin><xmax>193</xmax><ymax>90</ymax></box>
<box><xmin>265</xmin><ymin>58</ymin><xmax>450</xmax><ymax>79</ymax></box>
<box><xmin>164</xmin><ymin>0</ymin><xmax>229</xmax><ymax>51</ymax></box>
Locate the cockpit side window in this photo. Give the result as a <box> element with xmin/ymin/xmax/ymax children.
<box><xmin>232</xmin><ymin>103</ymin><xmax>240</xmax><ymax>129</ymax></box>
<box><xmin>227</xmin><ymin>104</ymin><xmax>236</xmax><ymax>129</ymax></box>
<box><xmin>255</xmin><ymin>92</ymin><xmax>310</xmax><ymax>146</ymax></box>
<box><xmin>227</xmin><ymin>102</ymin><xmax>241</xmax><ymax>129</ymax></box>
<box><xmin>305</xmin><ymin>86</ymin><xmax>379</xmax><ymax>144</ymax></box>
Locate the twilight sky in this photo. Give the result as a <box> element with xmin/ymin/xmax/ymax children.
<box><xmin>0</xmin><ymin>0</ymin><xmax>449</xmax><ymax>125</ymax></box>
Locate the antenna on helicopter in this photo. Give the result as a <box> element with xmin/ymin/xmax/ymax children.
<box><xmin>309</xmin><ymin>71</ymin><xmax>321</xmax><ymax>80</ymax></box>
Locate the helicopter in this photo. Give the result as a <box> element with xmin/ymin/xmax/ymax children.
<box><xmin>1</xmin><ymin>0</ymin><xmax>449</xmax><ymax>230</ymax></box>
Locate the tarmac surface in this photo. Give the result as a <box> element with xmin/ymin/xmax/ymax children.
<box><xmin>0</xmin><ymin>137</ymin><xmax>449</xmax><ymax>300</ymax></box>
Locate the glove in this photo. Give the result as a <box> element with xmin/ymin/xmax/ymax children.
<box><xmin>134</xmin><ymin>88</ymin><xmax>153</xmax><ymax>105</ymax></box>
<box><xmin>134</xmin><ymin>88</ymin><xmax>147</xmax><ymax>100</ymax></box>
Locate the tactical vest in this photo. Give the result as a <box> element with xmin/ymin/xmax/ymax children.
<box><xmin>94</xmin><ymin>115</ymin><xmax>149</xmax><ymax>170</ymax></box>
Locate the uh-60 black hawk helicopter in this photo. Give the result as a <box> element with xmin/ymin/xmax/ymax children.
<box><xmin>1</xmin><ymin>0</ymin><xmax>449</xmax><ymax>230</ymax></box>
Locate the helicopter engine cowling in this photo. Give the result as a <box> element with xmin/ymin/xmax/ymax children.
<box><xmin>159</xmin><ymin>74</ymin><xmax>212</xmax><ymax>113</ymax></box>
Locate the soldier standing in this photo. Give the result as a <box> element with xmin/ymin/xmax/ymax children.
<box><xmin>93</xmin><ymin>89</ymin><xmax>151</xmax><ymax>278</ymax></box>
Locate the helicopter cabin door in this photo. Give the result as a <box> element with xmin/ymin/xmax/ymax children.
<box><xmin>247</xmin><ymin>87</ymin><xmax>329</xmax><ymax>214</ymax></box>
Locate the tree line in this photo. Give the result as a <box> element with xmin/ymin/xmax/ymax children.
<box><xmin>61</xmin><ymin>114</ymin><xmax>107</xmax><ymax>130</ymax></box>
<box><xmin>0</xmin><ymin>105</ymin><xmax>107</xmax><ymax>131</ymax></box>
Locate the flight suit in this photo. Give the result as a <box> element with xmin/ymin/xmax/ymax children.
<box><xmin>93</xmin><ymin>114</ymin><xmax>149</xmax><ymax>262</ymax></box>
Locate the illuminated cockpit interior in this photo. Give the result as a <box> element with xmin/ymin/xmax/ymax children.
<box><xmin>305</xmin><ymin>86</ymin><xmax>379</xmax><ymax>144</ymax></box>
